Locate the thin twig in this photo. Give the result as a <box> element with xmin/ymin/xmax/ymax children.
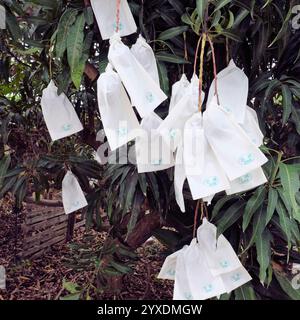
<box><xmin>198</xmin><ymin>34</ymin><xmax>206</xmax><ymax>112</ymax></box>
<box><xmin>207</xmin><ymin>34</ymin><xmax>220</xmax><ymax>105</ymax></box>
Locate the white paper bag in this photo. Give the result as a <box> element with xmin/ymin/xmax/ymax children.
<box><xmin>174</xmin><ymin>142</ymin><xmax>187</xmax><ymax>212</ymax></box>
<box><xmin>0</xmin><ymin>5</ymin><xmax>5</xmax><ymax>29</ymax></box>
<box><xmin>220</xmin><ymin>266</ymin><xmax>252</xmax><ymax>293</ymax></box>
<box><xmin>173</xmin><ymin>246</ymin><xmax>194</xmax><ymax>300</ymax></box>
<box><xmin>97</xmin><ymin>64</ymin><xmax>140</xmax><ymax>151</ymax></box>
<box><xmin>240</xmin><ymin>106</ymin><xmax>264</xmax><ymax>147</ymax></box>
<box><xmin>62</xmin><ymin>171</ymin><xmax>88</xmax><ymax>214</ymax></box>
<box><xmin>207</xmin><ymin>60</ymin><xmax>248</xmax><ymax>124</ymax></box>
<box><xmin>203</xmin><ymin>99</ymin><xmax>268</xmax><ymax>181</ymax></box>
<box><xmin>184</xmin><ymin>239</ymin><xmax>227</xmax><ymax>300</ymax></box>
<box><xmin>197</xmin><ymin>219</ymin><xmax>251</xmax><ymax>281</ymax></box>
<box><xmin>226</xmin><ymin>167</ymin><xmax>267</xmax><ymax>195</ymax></box>
<box><xmin>41</xmin><ymin>81</ymin><xmax>83</xmax><ymax>141</ymax></box>
<box><xmin>131</xmin><ymin>35</ymin><xmax>159</xmax><ymax>85</ymax></box>
<box><xmin>135</xmin><ymin>112</ymin><xmax>174</xmax><ymax>173</ymax></box>
<box><xmin>158</xmin><ymin>75</ymin><xmax>204</xmax><ymax>152</ymax></box>
<box><xmin>158</xmin><ymin>245</ymin><xmax>187</xmax><ymax>280</ymax></box>
<box><xmin>184</xmin><ymin>114</ymin><xmax>230</xmax><ymax>200</ymax></box>
<box><xmin>183</xmin><ymin>113</ymin><xmax>204</xmax><ymax>176</ymax></box>
<box><xmin>169</xmin><ymin>74</ymin><xmax>190</xmax><ymax>112</ymax></box>
<box><xmin>108</xmin><ymin>34</ymin><xmax>167</xmax><ymax>118</ymax></box>
<box><xmin>90</xmin><ymin>0</ymin><xmax>137</xmax><ymax>40</ymax></box>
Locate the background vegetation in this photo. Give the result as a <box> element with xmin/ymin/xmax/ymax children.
<box><xmin>0</xmin><ymin>0</ymin><xmax>300</xmax><ymax>299</ymax></box>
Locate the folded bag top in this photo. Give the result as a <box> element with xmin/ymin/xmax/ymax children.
<box><xmin>97</xmin><ymin>64</ymin><xmax>140</xmax><ymax>151</ymax></box>
<box><xmin>203</xmin><ymin>97</ymin><xmax>268</xmax><ymax>181</ymax></box>
<box><xmin>183</xmin><ymin>238</ymin><xmax>227</xmax><ymax>300</ymax></box>
<box><xmin>207</xmin><ymin>60</ymin><xmax>248</xmax><ymax>124</ymax></box>
<box><xmin>90</xmin><ymin>0</ymin><xmax>137</xmax><ymax>40</ymax></box>
<box><xmin>169</xmin><ymin>74</ymin><xmax>190</xmax><ymax>112</ymax></box>
<box><xmin>131</xmin><ymin>35</ymin><xmax>160</xmax><ymax>85</ymax></box>
<box><xmin>62</xmin><ymin>171</ymin><xmax>88</xmax><ymax>215</ymax></box>
<box><xmin>108</xmin><ymin>34</ymin><xmax>167</xmax><ymax>118</ymax></box>
<box><xmin>41</xmin><ymin>80</ymin><xmax>83</xmax><ymax>141</ymax></box>
<box><xmin>135</xmin><ymin>112</ymin><xmax>174</xmax><ymax>173</ymax></box>
<box><xmin>158</xmin><ymin>75</ymin><xmax>204</xmax><ymax>152</ymax></box>
<box><xmin>197</xmin><ymin>219</ymin><xmax>247</xmax><ymax>277</ymax></box>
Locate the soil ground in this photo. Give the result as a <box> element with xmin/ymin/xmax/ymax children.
<box><xmin>0</xmin><ymin>200</ymin><xmax>173</xmax><ymax>300</ymax></box>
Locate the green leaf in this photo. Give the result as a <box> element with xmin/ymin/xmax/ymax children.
<box><xmin>243</xmin><ymin>186</ymin><xmax>266</xmax><ymax>231</ymax></box>
<box><xmin>274</xmin><ymin>271</ymin><xmax>300</xmax><ymax>300</ymax></box>
<box><xmin>0</xmin><ymin>154</ymin><xmax>11</xmax><ymax>189</ymax></box>
<box><xmin>226</xmin><ymin>10</ymin><xmax>235</xmax><ymax>29</ymax></box>
<box><xmin>156</xmin><ymin>52</ymin><xmax>189</xmax><ymax>64</ymax></box>
<box><xmin>245</xmin><ymin>205</ymin><xmax>265</xmax><ymax>250</ymax></box>
<box><xmin>212</xmin><ymin>194</ymin><xmax>238</xmax><ymax>219</ymax></box>
<box><xmin>211</xmin><ymin>10</ymin><xmax>222</xmax><ymax>28</ymax></box>
<box><xmin>276</xmin><ymin>199</ymin><xmax>292</xmax><ymax>249</ymax></box>
<box><xmin>281</xmin><ymin>84</ymin><xmax>292</xmax><ymax>125</ymax></box>
<box><xmin>196</xmin><ymin>0</ymin><xmax>209</xmax><ymax>23</ymax></box>
<box><xmin>157</xmin><ymin>26</ymin><xmax>189</xmax><ymax>41</ymax></box>
<box><xmin>67</xmin><ymin>13</ymin><xmax>85</xmax><ymax>89</ymax></box>
<box><xmin>157</xmin><ymin>61</ymin><xmax>169</xmax><ymax>95</ymax></box>
<box><xmin>126</xmin><ymin>191</ymin><xmax>144</xmax><ymax>240</ymax></box>
<box><xmin>216</xmin><ymin>200</ymin><xmax>245</xmax><ymax>237</ymax></box>
<box><xmin>234</xmin><ymin>284</ymin><xmax>257</xmax><ymax>300</ymax></box>
<box><xmin>214</xmin><ymin>0</ymin><xmax>232</xmax><ymax>13</ymax></box>
<box><xmin>279</xmin><ymin>163</ymin><xmax>300</xmax><ymax>221</ymax></box>
<box><xmin>63</xmin><ymin>280</ymin><xmax>80</xmax><ymax>294</ymax></box>
<box><xmin>84</xmin><ymin>6</ymin><xmax>94</xmax><ymax>26</ymax></box>
<box><xmin>255</xmin><ymin>229</ymin><xmax>272</xmax><ymax>283</ymax></box>
<box><xmin>232</xmin><ymin>8</ymin><xmax>249</xmax><ymax>28</ymax></box>
<box><xmin>55</xmin><ymin>9</ymin><xmax>78</xmax><ymax>58</ymax></box>
<box><xmin>266</xmin><ymin>188</ymin><xmax>278</xmax><ymax>225</ymax></box>
<box><xmin>109</xmin><ymin>261</ymin><xmax>131</xmax><ymax>274</ymax></box>
<box><xmin>268</xmin><ymin>7</ymin><xmax>292</xmax><ymax>47</ymax></box>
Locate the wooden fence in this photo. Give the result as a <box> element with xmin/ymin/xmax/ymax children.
<box><xmin>19</xmin><ymin>204</ymin><xmax>85</xmax><ymax>259</ymax></box>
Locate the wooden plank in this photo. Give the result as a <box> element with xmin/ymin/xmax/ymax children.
<box><xmin>21</xmin><ymin>234</ymin><xmax>66</xmax><ymax>258</ymax></box>
<box><xmin>25</xmin><ymin>209</ymin><xmax>65</xmax><ymax>225</ymax></box>
<box><xmin>24</xmin><ymin>227</ymin><xmax>66</xmax><ymax>250</ymax></box>
<box><xmin>24</xmin><ymin>221</ymin><xmax>68</xmax><ymax>245</ymax></box>
<box><xmin>23</xmin><ymin>214</ymin><xmax>68</xmax><ymax>233</ymax></box>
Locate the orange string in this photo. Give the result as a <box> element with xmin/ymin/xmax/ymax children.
<box><xmin>116</xmin><ymin>0</ymin><xmax>121</xmax><ymax>33</ymax></box>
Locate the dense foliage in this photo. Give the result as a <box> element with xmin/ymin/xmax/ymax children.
<box><xmin>0</xmin><ymin>0</ymin><xmax>300</xmax><ymax>299</ymax></box>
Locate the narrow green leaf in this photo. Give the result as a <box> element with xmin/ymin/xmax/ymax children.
<box><xmin>157</xmin><ymin>61</ymin><xmax>169</xmax><ymax>95</ymax></box>
<box><xmin>245</xmin><ymin>205</ymin><xmax>265</xmax><ymax>251</ymax></box>
<box><xmin>243</xmin><ymin>186</ymin><xmax>266</xmax><ymax>231</ymax></box>
<box><xmin>266</xmin><ymin>188</ymin><xmax>278</xmax><ymax>225</ymax></box>
<box><xmin>55</xmin><ymin>9</ymin><xmax>78</xmax><ymax>58</ymax></box>
<box><xmin>0</xmin><ymin>154</ymin><xmax>11</xmax><ymax>188</ymax></box>
<box><xmin>216</xmin><ymin>200</ymin><xmax>245</xmax><ymax>237</ymax></box>
<box><xmin>234</xmin><ymin>284</ymin><xmax>257</xmax><ymax>300</ymax></box>
<box><xmin>156</xmin><ymin>52</ymin><xmax>189</xmax><ymax>64</ymax></box>
<box><xmin>255</xmin><ymin>229</ymin><xmax>272</xmax><ymax>283</ymax></box>
<box><xmin>196</xmin><ymin>0</ymin><xmax>209</xmax><ymax>23</ymax></box>
<box><xmin>279</xmin><ymin>163</ymin><xmax>300</xmax><ymax>221</ymax></box>
<box><xmin>212</xmin><ymin>194</ymin><xmax>238</xmax><ymax>219</ymax></box>
<box><xmin>67</xmin><ymin>13</ymin><xmax>85</xmax><ymax>89</ymax></box>
<box><xmin>214</xmin><ymin>0</ymin><xmax>232</xmax><ymax>13</ymax></box>
<box><xmin>274</xmin><ymin>271</ymin><xmax>300</xmax><ymax>300</ymax></box>
<box><xmin>281</xmin><ymin>84</ymin><xmax>292</xmax><ymax>125</ymax></box>
<box><xmin>157</xmin><ymin>26</ymin><xmax>189</xmax><ymax>41</ymax></box>
<box><xmin>276</xmin><ymin>199</ymin><xmax>292</xmax><ymax>249</ymax></box>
